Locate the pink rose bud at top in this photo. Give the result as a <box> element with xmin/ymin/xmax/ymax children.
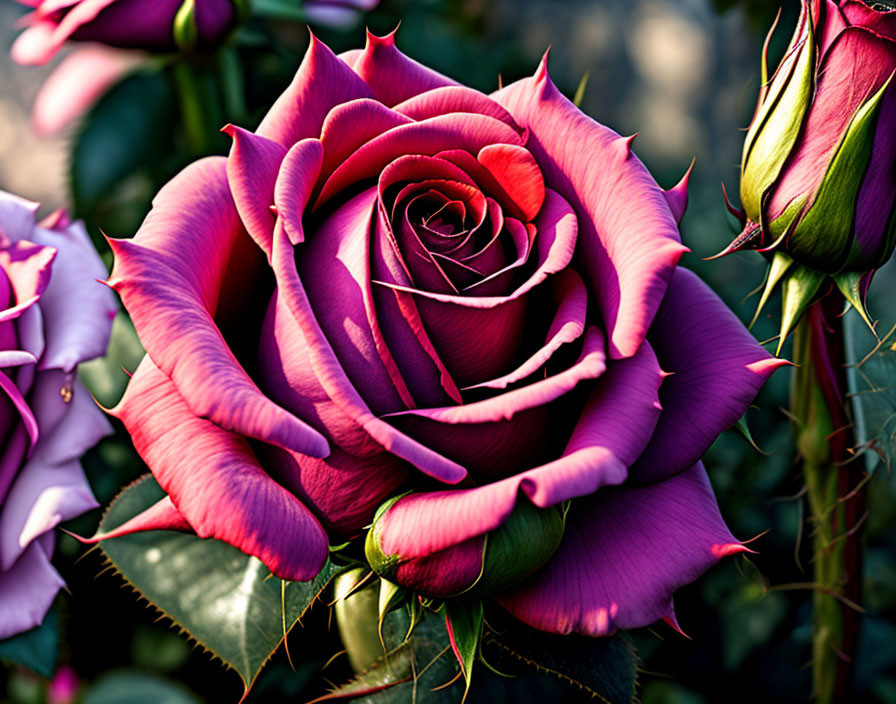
<box><xmin>11</xmin><ymin>0</ymin><xmax>245</xmax><ymax>66</ymax></box>
<box><xmin>0</xmin><ymin>194</ymin><xmax>117</xmax><ymax>639</ymax></box>
<box><xmin>365</xmin><ymin>495</ymin><xmax>565</xmax><ymax>598</ymax></box>
<box><xmin>721</xmin><ymin>0</ymin><xmax>896</xmax><ymax>345</ymax></box>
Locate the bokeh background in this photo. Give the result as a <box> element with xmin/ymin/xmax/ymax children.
<box><xmin>2</xmin><ymin>0</ymin><xmax>896</xmax><ymax>702</ymax></box>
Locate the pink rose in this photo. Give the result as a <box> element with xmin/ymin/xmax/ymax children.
<box><xmin>0</xmin><ymin>194</ymin><xmax>116</xmax><ymax>639</ymax></box>
<box><xmin>102</xmin><ymin>33</ymin><xmax>784</xmax><ymax>635</ymax></box>
<box><xmin>11</xmin><ymin>0</ymin><xmax>240</xmax><ymax>66</ymax></box>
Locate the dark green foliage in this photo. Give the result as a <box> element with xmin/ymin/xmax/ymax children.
<box><xmin>98</xmin><ymin>475</ymin><xmax>338</xmax><ymax>694</ymax></box>
<box><xmin>0</xmin><ymin>604</ymin><xmax>59</xmax><ymax>678</ymax></box>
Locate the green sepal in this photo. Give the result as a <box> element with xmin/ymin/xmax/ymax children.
<box><xmin>467</xmin><ymin>502</ymin><xmax>565</xmax><ymax>597</ymax></box>
<box><xmin>751</xmin><ymin>250</ymin><xmax>794</xmax><ymax>328</ymax></box>
<box><xmin>741</xmin><ymin>9</ymin><xmax>814</xmax><ymax>221</ymax></box>
<box><xmin>445</xmin><ymin>600</ymin><xmax>485</xmax><ymax>702</ymax></box>
<box><xmin>173</xmin><ymin>0</ymin><xmax>199</xmax><ymax>51</ymax></box>
<box><xmin>833</xmin><ymin>270</ymin><xmax>875</xmax><ymax>334</ymax></box>
<box><xmin>789</xmin><ymin>75</ymin><xmax>893</xmax><ymax>271</ymax></box>
<box><xmin>573</xmin><ymin>71</ymin><xmax>590</xmax><ymax>108</ymax></box>
<box><xmin>778</xmin><ymin>265</ymin><xmax>826</xmax><ymax>355</ymax></box>
<box><xmin>378</xmin><ymin>579</ymin><xmax>406</xmax><ymax>644</ymax></box>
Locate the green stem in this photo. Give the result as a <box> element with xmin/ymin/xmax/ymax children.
<box><xmin>172</xmin><ymin>61</ymin><xmax>221</xmax><ymax>156</ymax></box>
<box><xmin>792</xmin><ymin>294</ymin><xmax>866</xmax><ymax>703</ymax></box>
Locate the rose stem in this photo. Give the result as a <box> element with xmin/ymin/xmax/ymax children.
<box><xmin>792</xmin><ymin>292</ymin><xmax>866</xmax><ymax>703</ymax></box>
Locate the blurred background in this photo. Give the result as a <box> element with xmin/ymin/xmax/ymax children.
<box><xmin>2</xmin><ymin>0</ymin><xmax>896</xmax><ymax>702</ymax></box>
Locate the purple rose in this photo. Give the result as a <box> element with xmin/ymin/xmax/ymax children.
<box><xmin>0</xmin><ymin>193</ymin><xmax>116</xmax><ymax>639</ymax></box>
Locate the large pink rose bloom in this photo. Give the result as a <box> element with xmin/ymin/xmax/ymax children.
<box><xmin>0</xmin><ymin>193</ymin><xmax>116</xmax><ymax>639</ymax></box>
<box><xmin>103</xmin><ymin>33</ymin><xmax>785</xmax><ymax>636</ymax></box>
<box><xmin>11</xmin><ymin>0</ymin><xmax>238</xmax><ymax>66</ymax></box>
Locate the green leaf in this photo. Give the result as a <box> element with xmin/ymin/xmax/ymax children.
<box><xmin>84</xmin><ymin>671</ymin><xmax>200</xmax><ymax>704</ymax></box>
<box><xmin>847</xmin><ymin>315</ymin><xmax>896</xmax><ymax>473</ymax></box>
<box><xmin>0</xmin><ymin>602</ymin><xmax>59</xmax><ymax>677</ymax></box>
<box><xmin>445</xmin><ymin>601</ymin><xmax>484</xmax><ymax>700</ymax></box>
<box><xmin>480</xmin><ymin>611</ymin><xmax>639</xmax><ymax>704</ymax></box>
<box><xmin>98</xmin><ymin>475</ymin><xmax>337</xmax><ymax>694</ymax></box>
<box><xmin>70</xmin><ymin>70</ymin><xmax>175</xmax><ymax>218</ymax></box>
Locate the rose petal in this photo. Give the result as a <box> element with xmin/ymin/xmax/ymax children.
<box><xmin>315</xmin><ymin>112</ymin><xmax>524</xmax><ymax>209</ymax></box>
<box><xmin>350</xmin><ymin>30</ymin><xmax>457</xmax><ymax>107</ymax></box>
<box><xmin>0</xmin><ymin>458</ymin><xmax>97</xmax><ymax>571</ymax></box>
<box><xmin>493</xmin><ymin>59</ymin><xmax>687</xmax><ymax>359</ymax></box>
<box><xmin>497</xmin><ymin>463</ymin><xmax>744</xmax><ymax>636</ymax></box>
<box><xmin>269</xmin><ymin>215</ymin><xmax>468</xmax><ymax>484</ymax></box>
<box><xmin>108</xmin><ymin>157</ymin><xmax>329</xmax><ymax>459</ymax></box>
<box><xmin>465</xmin><ymin>269</ymin><xmax>587</xmax><ymax>391</ymax></box>
<box><xmin>256</xmin><ymin>34</ymin><xmax>374</xmax><ymax>148</ymax></box>
<box><xmin>111</xmin><ymin>357</ymin><xmax>329</xmax><ymax>581</ymax></box>
<box><xmin>375</xmin><ymin>341</ymin><xmax>663</xmax><ymax>560</ymax></box>
<box><xmin>224</xmin><ymin>125</ymin><xmax>287</xmax><ymax>260</ymax></box>
<box><xmin>631</xmin><ymin>269</ymin><xmax>787</xmax><ymax>484</ymax></box>
<box><xmin>30</xmin><ymin>220</ymin><xmax>117</xmax><ymax>370</ymax></box>
<box><xmin>0</xmin><ymin>540</ymin><xmax>63</xmax><ymax>639</ymax></box>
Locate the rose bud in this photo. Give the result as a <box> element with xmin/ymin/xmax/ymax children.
<box><xmin>366</xmin><ymin>495</ymin><xmax>565</xmax><ymax>598</ymax></box>
<box><xmin>718</xmin><ymin>0</ymin><xmax>896</xmax><ymax>344</ymax></box>
<box><xmin>11</xmin><ymin>0</ymin><xmax>244</xmax><ymax>66</ymax></box>
<box><xmin>0</xmin><ymin>195</ymin><xmax>116</xmax><ymax>639</ymax></box>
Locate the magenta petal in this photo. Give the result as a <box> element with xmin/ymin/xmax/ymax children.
<box><xmin>296</xmin><ymin>186</ymin><xmax>412</xmax><ymax>412</ymax></box>
<box><xmin>0</xmin><ymin>540</ymin><xmax>64</xmax><ymax>639</ymax></box>
<box><xmin>376</xmin><ymin>341</ymin><xmax>663</xmax><ymax>560</ymax></box>
<box><xmin>394</xmin><ymin>535</ymin><xmax>486</xmax><ymax>598</ymax></box>
<box><xmin>256</xmin><ymin>34</ymin><xmax>374</xmax><ymax>147</ymax></box>
<box><xmin>261</xmin><ymin>445</ymin><xmax>408</xmax><ymax>536</ymax></box>
<box><xmin>269</xmin><ymin>216</ymin><xmax>467</xmax><ymax>484</ymax></box>
<box><xmin>393</xmin><ymin>86</ymin><xmax>524</xmax><ymax>136</ymax></box>
<box><xmin>112</xmin><ymin>357</ymin><xmax>329</xmax><ymax>581</ymax></box>
<box><xmin>224</xmin><ymin>125</ymin><xmax>287</xmax><ymax>259</ymax></box>
<box><xmin>498</xmin><ymin>463</ymin><xmax>744</xmax><ymax>636</ymax></box>
<box><xmin>109</xmin><ymin>157</ymin><xmax>329</xmax><ymax>459</ymax></box>
<box><xmin>274</xmin><ymin>138</ymin><xmax>325</xmax><ymax>246</ymax></box>
<box><xmin>466</xmin><ymin>269</ymin><xmax>587</xmax><ymax>391</ymax></box>
<box><xmin>315</xmin><ymin>112</ymin><xmax>524</xmax><ymax>209</ymax></box>
<box><xmin>493</xmin><ymin>64</ymin><xmax>687</xmax><ymax>359</ymax></box>
<box><xmin>319</xmin><ymin>98</ymin><xmax>413</xmax><ymax>183</ymax></box>
<box><xmin>351</xmin><ymin>30</ymin><xmax>457</xmax><ymax>107</ymax></box>
<box><xmin>386</xmin><ymin>326</ymin><xmax>606</xmax><ymax>426</ymax></box>
<box><xmin>632</xmin><ymin>269</ymin><xmax>787</xmax><ymax>484</ymax></box>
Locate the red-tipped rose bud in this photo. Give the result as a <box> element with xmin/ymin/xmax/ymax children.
<box><xmin>723</xmin><ymin>0</ymin><xmax>896</xmax><ymax>345</ymax></box>
<box><xmin>365</xmin><ymin>495</ymin><xmax>566</xmax><ymax>599</ymax></box>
